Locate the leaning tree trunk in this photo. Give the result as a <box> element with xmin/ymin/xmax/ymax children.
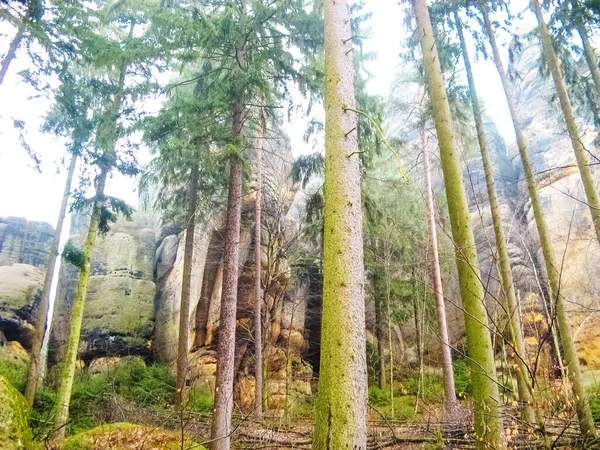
<box><xmin>209</xmin><ymin>101</ymin><xmax>244</xmax><ymax>450</ymax></box>
<box><xmin>24</xmin><ymin>153</ymin><xmax>77</xmax><ymax>407</ymax></box>
<box><xmin>483</xmin><ymin>4</ymin><xmax>596</xmax><ymax>437</ymax></box>
<box><xmin>53</xmin><ymin>164</ymin><xmax>108</xmax><ymax>439</ymax></box>
<box><xmin>420</xmin><ymin>120</ymin><xmax>457</xmax><ymax>414</ymax></box>
<box><xmin>572</xmin><ymin>0</ymin><xmax>600</xmax><ymax>98</ymax></box>
<box><xmin>531</xmin><ymin>0</ymin><xmax>600</xmax><ymax>245</ymax></box>
<box><xmin>312</xmin><ymin>0</ymin><xmax>367</xmax><ymax>448</ymax></box>
<box><xmin>175</xmin><ymin>154</ymin><xmax>200</xmax><ymax>409</ymax></box>
<box><xmin>455</xmin><ymin>12</ymin><xmax>535</xmax><ymax>425</ymax></box>
<box><xmin>254</xmin><ymin>111</ymin><xmax>265</xmax><ymax>419</ymax></box>
<box><xmin>0</xmin><ymin>17</ymin><xmax>26</xmax><ymax>87</ymax></box>
<box><xmin>412</xmin><ymin>1</ymin><xmax>504</xmax><ymax>448</ymax></box>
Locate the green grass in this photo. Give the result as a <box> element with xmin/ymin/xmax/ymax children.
<box><xmin>31</xmin><ymin>357</ymin><xmax>176</xmax><ymax>437</ymax></box>
<box><xmin>0</xmin><ymin>359</ymin><xmax>28</xmax><ymax>392</ymax></box>
<box><xmin>188</xmin><ymin>386</ymin><xmax>213</xmax><ymax>414</ymax></box>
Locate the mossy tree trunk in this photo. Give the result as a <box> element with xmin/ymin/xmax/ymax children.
<box><xmin>531</xmin><ymin>0</ymin><xmax>600</xmax><ymax>245</ymax></box>
<box><xmin>210</xmin><ymin>102</ymin><xmax>244</xmax><ymax>450</ymax></box>
<box><xmin>175</xmin><ymin>152</ymin><xmax>200</xmax><ymax>409</ymax></box>
<box><xmin>412</xmin><ymin>1</ymin><xmax>504</xmax><ymax>447</ymax></box>
<box><xmin>420</xmin><ymin>119</ymin><xmax>457</xmax><ymax>414</ymax></box>
<box><xmin>483</xmin><ymin>4</ymin><xmax>596</xmax><ymax>437</ymax></box>
<box><xmin>53</xmin><ymin>58</ymin><xmax>127</xmax><ymax>440</ymax></box>
<box><xmin>53</xmin><ymin>164</ymin><xmax>108</xmax><ymax>439</ymax></box>
<box><xmin>455</xmin><ymin>12</ymin><xmax>535</xmax><ymax>425</ymax></box>
<box><xmin>312</xmin><ymin>0</ymin><xmax>367</xmax><ymax>448</ymax></box>
<box><xmin>254</xmin><ymin>111</ymin><xmax>265</xmax><ymax>419</ymax></box>
<box><xmin>24</xmin><ymin>153</ymin><xmax>77</xmax><ymax>407</ymax></box>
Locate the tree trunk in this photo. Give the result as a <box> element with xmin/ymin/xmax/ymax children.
<box><xmin>420</xmin><ymin>120</ymin><xmax>457</xmax><ymax>414</ymax></box>
<box><xmin>175</xmin><ymin>154</ymin><xmax>200</xmax><ymax>409</ymax></box>
<box><xmin>373</xmin><ymin>271</ymin><xmax>387</xmax><ymax>390</ymax></box>
<box><xmin>209</xmin><ymin>103</ymin><xmax>244</xmax><ymax>450</ymax></box>
<box><xmin>0</xmin><ymin>19</ymin><xmax>26</xmax><ymax>87</ymax></box>
<box><xmin>53</xmin><ymin>164</ymin><xmax>108</xmax><ymax>439</ymax></box>
<box><xmin>52</xmin><ymin>52</ymin><xmax>128</xmax><ymax>439</ymax></box>
<box><xmin>412</xmin><ymin>1</ymin><xmax>504</xmax><ymax>448</ymax></box>
<box><xmin>575</xmin><ymin>14</ymin><xmax>600</xmax><ymax>98</ymax></box>
<box><xmin>455</xmin><ymin>12</ymin><xmax>535</xmax><ymax>424</ymax></box>
<box><xmin>312</xmin><ymin>0</ymin><xmax>367</xmax><ymax>448</ymax></box>
<box><xmin>484</xmin><ymin>4</ymin><xmax>596</xmax><ymax>437</ymax></box>
<box><xmin>24</xmin><ymin>154</ymin><xmax>77</xmax><ymax>407</ymax></box>
<box><xmin>254</xmin><ymin>111</ymin><xmax>265</xmax><ymax>418</ymax></box>
<box><xmin>532</xmin><ymin>0</ymin><xmax>600</xmax><ymax>244</ymax></box>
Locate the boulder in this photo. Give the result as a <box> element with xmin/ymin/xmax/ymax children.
<box><xmin>0</xmin><ymin>375</ymin><xmax>32</xmax><ymax>450</ymax></box>
<box><xmin>0</xmin><ymin>263</ymin><xmax>44</xmax><ymax>349</ymax></box>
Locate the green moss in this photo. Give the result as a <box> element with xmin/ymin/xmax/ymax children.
<box><xmin>0</xmin><ymin>358</ymin><xmax>28</xmax><ymax>392</ymax></box>
<box><xmin>0</xmin><ymin>375</ymin><xmax>33</xmax><ymax>449</ymax></box>
<box><xmin>589</xmin><ymin>383</ymin><xmax>600</xmax><ymax>422</ymax></box>
<box><xmin>83</xmin><ymin>277</ymin><xmax>155</xmax><ymax>337</ymax></box>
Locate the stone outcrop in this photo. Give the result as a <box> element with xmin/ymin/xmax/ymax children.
<box><xmin>50</xmin><ymin>212</ymin><xmax>156</xmax><ymax>365</ymax></box>
<box><xmin>0</xmin><ymin>217</ymin><xmax>53</xmax><ymax>350</ymax></box>
<box><xmin>0</xmin><ymin>216</ymin><xmax>54</xmax><ymax>267</ymax></box>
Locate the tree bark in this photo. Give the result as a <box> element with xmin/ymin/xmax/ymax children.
<box><xmin>0</xmin><ymin>19</ymin><xmax>26</xmax><ymax>87</ymax></box>
<box><xmin>209</xmin><ymin>102</ymin><xmax>244</xmax><ymax>450</ymax></box>
<box><xmin>24</xmin><ymin>154</ymin><xmax>77</xmax><ymax>407</ymax></box>
<box><xmin>484</xmin><ymin>3</ymin><xmax>595</xmax><ymax>437</ymax></box>
<box><xmin>312</xmin><ymin>0</ymin><xmax>367</xmax><ymax>448</ymax></box>
<box><xmin>420</xmin><ymin>120</ymin><xmax>457</xmax><ymax>414</ymax></box>
<box><xmin>412</xmin><ymin>1</ymin><xmax>504</xmax><ymax>448</ymax></box>
<box><xmin>455</xmin><ymin>12</ymin><xmax>535</xmax><ymax>424</ymax></box>
<box><xmin>574</xmin><ymin>9</ymin><xmax>600</xmax><ymax>99</ymax></box>
<box><xmin>175</xmin><ymin>153</ymin><xmax>200</xmax><ymax>409</ymax></box>
<box><xmin>532</xmin><ymin>0</ymin><xmax>600</xmax><ymax>245</ymax></box>
<box><xmin>254</xmin><ymin>111</ymin><xmax>265</xmax><ymax>418</ymax></box>
<box><xmin>53</xmin><ymin>164</ymin><xmax>108</xmax><ymax>439</ymax></box>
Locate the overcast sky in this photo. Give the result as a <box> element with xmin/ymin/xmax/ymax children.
<box><xmin>0</xmin><ymin>0</ymin><xmax>535</xmax><ymax>226</ymax></box>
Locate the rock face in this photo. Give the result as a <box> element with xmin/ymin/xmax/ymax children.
<box><xmin>0</xmin><ymin>375</ymin><xmax>32</xmax><ymax>450</ymax></box>
<box><xmin>0</xmin><ymin>217</ymin><xmax>53</xmax><ymax>351</ymax></box>
<box><xmin>51</xmin><ymin>213</ymin><xmax>156</xmax><ymax>365</ymax></box>
<box><xmin>0</xmin><ymin>216</ymin><xmax>54</xmax><ymax>267</ymax></box>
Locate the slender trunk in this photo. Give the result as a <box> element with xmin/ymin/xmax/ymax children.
<box><xmin>53</xmin><ymin>165</ymin><xmax>108</xmax><ymax>439</ymax></box>
<box><xmin>420</xmin><ymin>121</ymin><xmax>457</xmax><ymax>413</ymax></box>
<box><xmin>254</xmin><ymin>111</ymin><xmax>265</xmax><ymax>418</ymax></box>
<box><xmin>575</xmin><ymin>16</ymin><xmax>600</xmax><ymax>98</ymax></box>
<box><xmin>532</xmin><ymin>0</ymin><xmax>600</xmax><ymax>244</ymax></box>
<box><xmin>24</xmin><ymin>154</ymin><xmax>77</xmax><ymax>407</ymax></box>
<box><xmin>412</xmin><ymin>2</ymin><xmax>504</xmax><ymax>448</ymax></box>
<box><xmin>0</xmin><ymin>19</ymin><xmax>26</xmax><ymax>87</ymax></box>
<box><xmin>175</xmin><ymin>155</ymin><xmax>200</xmax><ymax>409</ymax></box>
<box><xmin>313</xmin><ymin>0</ymin><xmax>367</xmax><ymax>448</ymax></box>
<box><xmin>373</xmin><ymin>272</ymin><xmax>387</xmax><ymax>390</ymax></box>
<box><xmin>484</xmin><ymin>4</ymin><xmax>596</xmax><ymax>436</ymax></box>
<box><xmin>209</xmin><ymin>103</ymin><xmax>244</xmax><ymax>450</ymax></box>
<box><xmin>455</xmin><ymin>12</ymin><xmax>535</xmax><ymax>424</ymax></box>
<box><xmin>52</xmin><ymin>52</ymin><xmax>128</xmax><ymax>439</ymax></box>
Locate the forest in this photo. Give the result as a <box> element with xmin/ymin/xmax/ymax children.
<box><xmin>1</xmin><ymin>0</ymin><xmax>600</xmax><ymax>448</ymax></box>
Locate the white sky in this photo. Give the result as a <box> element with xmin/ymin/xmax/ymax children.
<box><xmin>0</xmin><ymin>0</ymin><xmax>535</xmax><ymax>226</ymax></box>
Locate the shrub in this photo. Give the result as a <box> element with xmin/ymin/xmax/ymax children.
<box><xmin>453</xmin><ymin>358</ymin><xmax>471</xmax><ymax>398</ymax></box>
<box><xmin>403</xmin><ymin>373</ymin><xmax>444</xmax><ymax>403</ymax></box>
<box><xmin>188</xmin><ymin>387</ymin><xmax>213</xmax><ymax>414</ymax></box>
<box><xmin>368</xmin><ymin>385</ymin><xmax>391</xmax><ymax>406</ymax></box>
<box><xmin>589</xmin><ymin>383</ymin><xmax>600</xmax><ymax>422</ymax></box>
